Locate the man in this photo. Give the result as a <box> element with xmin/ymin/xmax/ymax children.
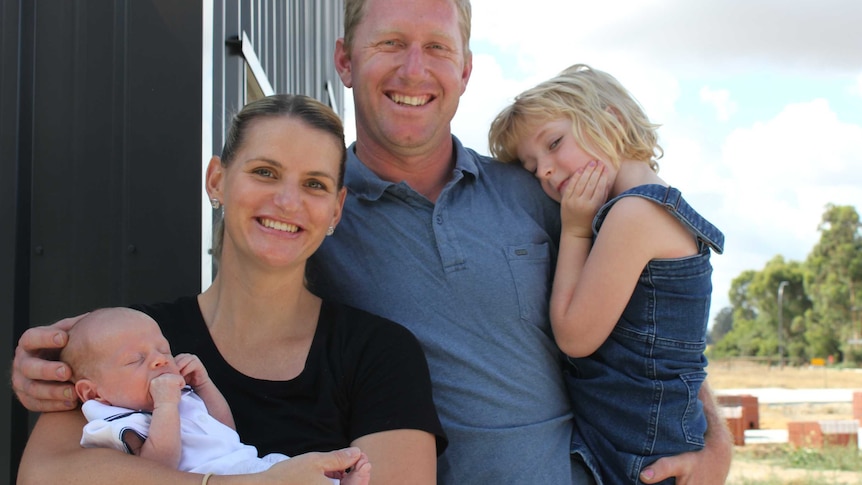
<box><xmin>13</xmin><ymin>0</ymin><xmax>732</xmax><ymax>483</ymax></box>
<box><xmin>312</xmin><ymin>0</ymin><xmax>732</xmax><ymax>483</ymax></box>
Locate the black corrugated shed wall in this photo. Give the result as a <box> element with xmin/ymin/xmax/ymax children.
<box><xmin>0</xmin><ymin>1</ymin><xmax>344</xmax><ymax>481</ymax></box>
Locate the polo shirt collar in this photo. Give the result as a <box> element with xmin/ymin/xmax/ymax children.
<box><xmin>344</xmin><ymin>136</ymin><xmax>479</xmax><ymax>201</ymax></box>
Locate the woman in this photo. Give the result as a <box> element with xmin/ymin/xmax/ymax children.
<box><xmin>17</xmin><ymin>95</ymin><xmax>445</xmax><ymax>485</ymax></box>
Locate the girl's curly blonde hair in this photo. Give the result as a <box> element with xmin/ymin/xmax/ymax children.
<box><xmin>489</xmin><ymin>64</ymin><xmax>662</xmax><ymax>171</ymax></box>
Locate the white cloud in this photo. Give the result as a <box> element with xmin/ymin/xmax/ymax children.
<box><xmin>699</xmin><ymin>87</ymin><xmax>738</xmax><ymax>122</ymax></box>
<box><xmin>716</xmin><ymin>99</ymin><xmax>862</xmax><ymax>270</ymax></box>
<box><xmin>852</xmin><ymin>74</ymin><xmax>862</xmax><ymax>97</ymax></box>
<box><xmin>346</xmin><ymin>1</ymin><xmax>862</xmax><ymax>325</ymax></box>
<box><xmin>465</xmin><ymin>1</ymin><xmax>862</xmax><ymax>323</ymax></box>
<box><xmin>473</xmin><ymin>0</ymin><xmax>862</xmax><ymax>72</ymax></box>
<box><xmin>452</xmin><ymin>53</ymin><xmax>540</xmax><ymax>154</ymax></box>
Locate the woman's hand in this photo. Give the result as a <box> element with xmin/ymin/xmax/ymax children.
<box><xmin>12</xmin><ymin>315</ymin><xmax>84</xmax><ymax>411</ymax></box>
<box><xmin>245</xmin><ymin>448</ymin><xmax>368</xmax><ymax>485</ymax></box>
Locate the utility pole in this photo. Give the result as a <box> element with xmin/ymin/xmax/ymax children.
<box><xmin>778</xmin><ymin>281</ymin><xmax>789</xmax><ymax>368</ymax></box>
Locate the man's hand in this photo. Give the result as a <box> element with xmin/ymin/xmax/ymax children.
<box><xmin>640</xmin><ymin>383</ymin><xmax>733</xmax><ymax>484</ymax></box>
<box><xmin>11</xmin><ymin>316</ymin><xmax>85</xmax><ymax>412</ymax></box>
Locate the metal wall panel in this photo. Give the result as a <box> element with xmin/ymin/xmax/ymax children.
<box><xmin>1</xmin><ymin>1</ymin><xmax>26</xmax><ymax>481</ymax></box>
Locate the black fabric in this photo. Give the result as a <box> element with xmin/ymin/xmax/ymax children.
<box><xmin>132</xmin><ymin>296</ymin><xmax>447</xmax><ymax>456</ymax></box>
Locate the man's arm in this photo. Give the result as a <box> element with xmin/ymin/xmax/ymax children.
<box><xmin>639</xmin><ymin>381</ymin><xmax>733</xmax><ymax>484</ymax></box>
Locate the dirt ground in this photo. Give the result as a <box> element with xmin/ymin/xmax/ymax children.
<box><xmin>709</xmin><ymin>360</ymin><xmax>862</xmax><ymax>484</ymax></box>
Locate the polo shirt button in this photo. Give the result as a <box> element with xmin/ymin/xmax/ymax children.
<box><xmin>436</xmin><ymin>216</ymin><xmax>443</xmax><ymax>224</ymax></box>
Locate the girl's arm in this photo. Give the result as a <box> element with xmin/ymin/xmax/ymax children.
<box><xmin>552</xmin><ymin>193</ymin><xmax>698</xmax><ymax>357</ymax></box>
<box><xmin>18</xmin><ymin>409</ymin><xmax>366</xmax><ymax>485</ymax></box>
<box><xmin>352</xmin><ymin>429</ymin><xmax>436</xmax><ymax>485</ymax></box>
<box><xmin>548</xmin><ymin>162</ymin><xmax>608</xmax><ymax>352</ymax></box>
<box><xmin>175</xmin><ymin>353</ymin><xmax>235</xmax><ymax>429</ymax></box>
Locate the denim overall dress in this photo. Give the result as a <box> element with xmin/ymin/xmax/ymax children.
<box><xmin>566</xmin><ymin>184</ymin><xmax>724</xmax><ymax>485</ymax></box>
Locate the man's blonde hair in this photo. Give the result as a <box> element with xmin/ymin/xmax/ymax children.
<box><xmin>342</xmin><ymin>0</ymin><xmax>472</xmax><ymax>56</ymax></box>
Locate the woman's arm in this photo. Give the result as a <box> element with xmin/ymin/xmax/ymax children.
<box><xmin>18</xmin><ymin>410</ymin><xmax>200</xmax><ymax>485</ymax></box>
<box><xmin>18</xmin><ymin>409</ymin><xmax>368</xmax><ymax>485</ymax></box>
<box><xmin>352</xmin><ymin>429</ymin><xmax>436</xmax><ymax>485</ymax></box>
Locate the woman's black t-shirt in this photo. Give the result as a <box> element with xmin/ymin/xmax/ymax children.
<box><xmin>133</xmin><ymin>296</ymin><xmax>447</xmax><ymax>456</ymax></box>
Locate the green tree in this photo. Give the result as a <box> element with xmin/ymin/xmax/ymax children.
<box><xmin>712</xmin><ymin>258</ymin><xmax>810</xmax><ymax>362</ymax></box>
<box><xmin>709</xmin><ymin>306</ymin><xmax>733</xmax><ymax>344</ymax></box>
<box><xmin>804</xmin><ymin>204</ymin><xmax>862</xmax><ymax>363</ymax></box>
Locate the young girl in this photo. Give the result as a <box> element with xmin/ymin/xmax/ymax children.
<box><xmin>489</xmin><ymin>64</ymin><xmax>724</xmax><ymax>485</ymax></box>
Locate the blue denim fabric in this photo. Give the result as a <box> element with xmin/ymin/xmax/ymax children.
<box><xmin>566</xmin><ymin>184</ymin><xmax>724</xmax><ymax>485</ymax></box>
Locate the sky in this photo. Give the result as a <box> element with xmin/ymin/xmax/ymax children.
<box><xmin>344</xmin><ymin>0</ymin><xmax>862</xmax><ymax>326</ymax></box>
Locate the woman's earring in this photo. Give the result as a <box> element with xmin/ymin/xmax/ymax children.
<box><xmin>210</xmin><ymin>198</ymin><xmax>221</xmax><ymax>210</ymax></box>
<box><xmin>326</xmin><ymin>226</ymin><xmax>335</xmax><ymax>236</ymax></box>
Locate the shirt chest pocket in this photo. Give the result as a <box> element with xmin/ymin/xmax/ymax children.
<box><xmin>504</xmin><ymin>242</ymin><xmax>552</xmax><ymax>325</ymax></box>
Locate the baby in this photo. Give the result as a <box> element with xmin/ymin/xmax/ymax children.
<box><xmin>60</xmin><ymin>307</ymin><xmax>370</xmax><ymax>483</ymax></box>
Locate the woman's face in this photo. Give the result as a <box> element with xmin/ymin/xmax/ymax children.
<box><xmin>209</xmin><ymin>116</ymin><xmax>346</xmax><ymax>271</ymax></box>
<box><xmin>516</xmin><ymin>117</ymin><xmax>612</xmax><ymax>203</ymax></box>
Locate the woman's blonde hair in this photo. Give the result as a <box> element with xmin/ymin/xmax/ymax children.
<box><xmin>489</xmin><ymin>64</ymin><xmax>662</xmax><ymax>171</ymax></box>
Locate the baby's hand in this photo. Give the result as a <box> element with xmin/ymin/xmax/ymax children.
<box><xmin>148</xmin><ymin>373</ymin><xmax>184</xmax><ymax>407</ymax></box>
<box><xmin>560</xmin><ymin>161</ymin><xmax>608</xmax><ymax>238</ymax></box>
<box><xmin>175</xmin><ymin>353</ymin><xmax>211</xmax><ymax>390</ymax></box>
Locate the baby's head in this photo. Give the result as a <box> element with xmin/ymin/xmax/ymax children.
<box><xmin>489</xmin><ymin>63</ymin><xmax>663</xmax><ymax>174</ymax></box>
<box><xmin>61</xmin><ymin>307</ymin><xmax>179</xmax><ymax>411</ymax></box>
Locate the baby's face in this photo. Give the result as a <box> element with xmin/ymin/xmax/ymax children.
<box><xmin>516</xmin><ymin>117</ymin><xmax>607</xmax><ymax>202</ymax></box>
<box><xmin>90</xmin><ymin>316</ymin><xmax>180</xmax><ymax>411</ymax></box>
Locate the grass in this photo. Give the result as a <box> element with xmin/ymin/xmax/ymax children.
<box><xmin>708</xmin><ymin>359</ymin><xmax>862</xmax><ymax>390</ymax></box>
<box><xmin>735</xmin><ymin>443</ymin><xmax>862</xmax><ymax>472</ymax></box>
<box><xmin>729</xmin><ymin>444</ymin><xmax>862</xmax><ymax>485</ymax></box>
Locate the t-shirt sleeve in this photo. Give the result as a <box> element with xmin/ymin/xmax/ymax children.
<box><xmin>346</xmin><ymin>316</ymin><xmax>448</xmax><ymax>455</ymax></box>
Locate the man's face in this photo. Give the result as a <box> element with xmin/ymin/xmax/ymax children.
<box><xmin>335</xmin><ymin>0</ymin><xmax>472</xmax><ymax>157</ymax></box>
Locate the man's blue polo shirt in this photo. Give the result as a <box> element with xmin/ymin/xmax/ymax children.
<box><xmin>309</xmin><ymin>137</ymin><xmax>585</xmax><ymax>484</ymax></box>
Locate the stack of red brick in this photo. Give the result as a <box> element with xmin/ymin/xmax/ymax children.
<box><xmin>717</xmin><ymin>394</ymin><xmax>759</xmax><ymax>446</ymax></box>
<box><xmin>787</xmin><ymin>420</ymin><xmax>858</xmax><ymax>448</ymax></box>
<box><xmin>786</xmin><ymin>390</ymin><xmax>862</xmax><ymax>448</ymax></box>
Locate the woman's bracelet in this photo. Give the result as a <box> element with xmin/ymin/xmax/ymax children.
<box><xmin>202</xmin><ymin>472</ymin><xmax>216</xmax><ymax>485</ymax></box>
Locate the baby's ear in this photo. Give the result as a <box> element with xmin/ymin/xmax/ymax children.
<box><xmin>74</xmin><ymin>379</ymin><xmax>102</xmax><ymax>403</ymax></box>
